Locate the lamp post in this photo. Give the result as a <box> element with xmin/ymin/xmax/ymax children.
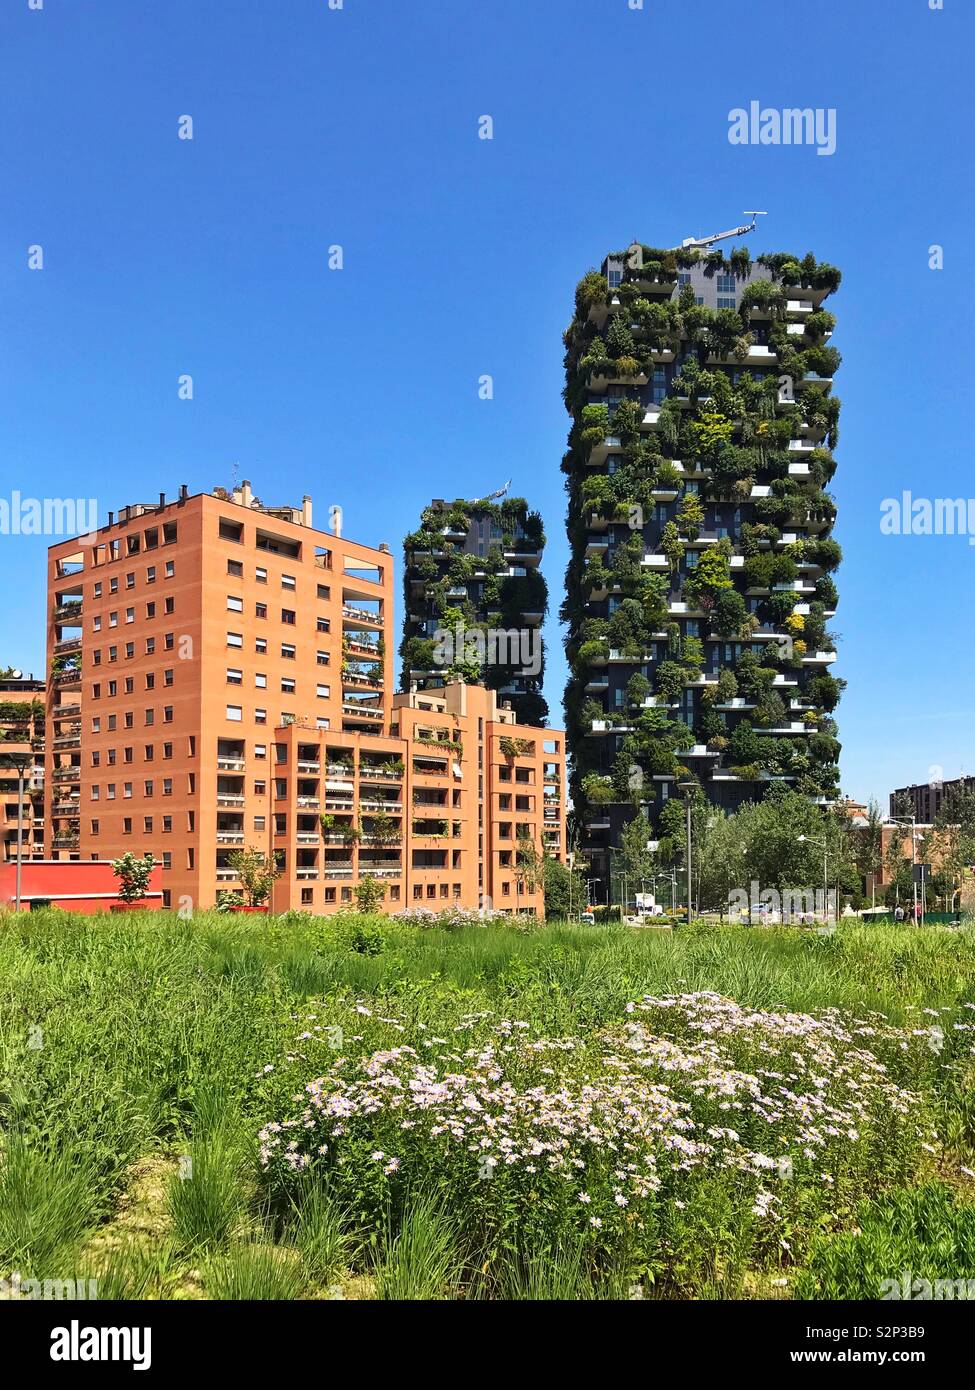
<box><xmin>888</xmin><ymin>815</ymin><xmax>920</xmax><ymax>925</ymax></box>
<box><xmin>677</xmin><ymin>778</ymin><xmax>697</xmax><ymax>920</ymax></box>
<box><xmin>797</xmin><ymin>833</ymin><xmax>830</xmax><ymax>925</ymax></box>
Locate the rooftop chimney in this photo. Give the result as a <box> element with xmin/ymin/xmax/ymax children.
<box><xmin>302</xmin><ymin>494</ymin><xmax>313</xmax><ymax>528</ymax></box>
<box><xmin>241</xmin><ymin>480</ymin><xmax>253</xmax><ymax>509</ymax></box>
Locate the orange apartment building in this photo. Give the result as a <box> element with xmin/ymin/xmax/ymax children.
<box><xmin>45</xmin><ymin>484</ymin><xmax>565</xmax><ymax>915</ymax></box>
<box><xmin>0</xmin><ymin>671</ymin><xmax>46</xmax><ymax>865</ymax></box>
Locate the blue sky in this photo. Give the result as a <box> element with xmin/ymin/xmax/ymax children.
<box><xmin>1</xmin><ymin>0</ymin><xmax>972</xmax><ymax>807</ymax></box>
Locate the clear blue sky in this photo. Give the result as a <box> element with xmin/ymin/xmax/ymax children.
<box><xmin>1</xmin><ymin>0</ymin><xmax>972</xmax><ymax>807</ymax></box>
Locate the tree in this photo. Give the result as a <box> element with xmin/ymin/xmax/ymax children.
<box><xmin>515</xmin><ymin>834</ymin><xmax>544</xmax><ymax>894</ymax></box>
<box><xmin>543</xmin><ymin>855</ymin><xmax>587</xmax><ymax>919</ymax></box>
<box><xmin>932</xmin><ymin>788</ymin><xmax>975</xmax><ymax>912</ymax></box>
<box><xmin>853</xmin><ymin>798</ymin><xmax>885</xmax><ymax>903</ymax></box>
<box><xmin>676</xmin><ymin>491</ymin><xmax>705</xmax><ymax>540</ymax></box>
<box><xmin>353</xmin><ymin>875</ymin><xmax>386</xmax><ymax>913</ymax></box>
<box><xmin>617</xmin><ymin>812</ymin><xmax>657</xmax><ymax>901</ymax></box>
<box><xmin>226</xmin><ymin>846</ymin><xmax>279</xmax><ymax>907</ymax></box>
<box><xmin>111</xmin><ymin>851</ymin><xmax>156</xmax><ymax>905</ymax></box>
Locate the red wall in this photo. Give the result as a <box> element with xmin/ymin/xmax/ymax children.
<box><xmin>0</xmin><ymin>860</ymin><xmax>163</xmax><ymax>913</ymax></box>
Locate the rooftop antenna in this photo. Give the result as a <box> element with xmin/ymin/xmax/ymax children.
<box><xmin>677</xmin><ymin>211</ymin><xmax>767</xmax><ymax>251</ymax></box>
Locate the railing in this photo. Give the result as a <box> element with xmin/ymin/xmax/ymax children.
<box><xmin>216</xmin><ymin>794</ymin><xmax>245</xmax><ymax>806</ymax></box>
<box><xmin>216</xmin><ymin>831</ymin><xmax>245</xmax><ymax>844</ymax></box>
<box><xmin>342</xmin><ymin>704</ymin><xmax>383</xmax><ymax>720</ymax></box>
<box><xmin>51</xmin><ymin>766</ymin><xmax>80</xmax><ymax>781</ymax></box>
<box><xmin>53</xmin><ymin>638</ymin><xmax>82</xmax><ymax>656</ymax></box>
<box><xmin>296</xmin><ymin>868</ymin><xmax>319</xmax><ymax>880</ymax></box>
<box><xmin>297</xmin><ymin>760</ymin><xmax>321</xmax><ymax>774</ymax></box>
<box><xmin>217</xmin><ymin>757</ymin><xmax>245</xmax><ymax>771</ymax></box>
<box><xmin>296</xmin><ymin>796</ymin><xmax>320</xmax><ymax>809</ymax></box>
<box><xmin>342</xmin><ymin>605</ymin><xmax>384</xmax><ymax>627</ymax></box>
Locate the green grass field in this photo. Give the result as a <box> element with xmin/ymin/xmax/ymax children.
<box><xmin>2</xmin><ymin>909</ymin><xmax>975</xmax><ymax>1300</ymax></box>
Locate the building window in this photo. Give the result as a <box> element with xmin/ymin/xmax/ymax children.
<box><xmin>226</xmin><ymin>705</ymin><xmax>243</xmax><ymax>721</ymax></box>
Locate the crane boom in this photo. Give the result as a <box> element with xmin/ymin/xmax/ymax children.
<box><xmin>678</xmin><ymin>212</ymin><xmax>766</xmax><ymax>250</ymax></box>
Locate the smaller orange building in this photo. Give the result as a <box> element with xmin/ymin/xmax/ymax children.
<box><xmin>270</xmin><ymin>681</ymin><xmax>565</xmax><ymax>916</ymax></box>
<box><xmin>0</xmin><ymin>672</ymin><xmax>45</xmax><ymax>866</ymax></box>
<box><xmin>43</xmin><ymin>484</ymin><xmax>566</xmax><ymax>916</ymax></box>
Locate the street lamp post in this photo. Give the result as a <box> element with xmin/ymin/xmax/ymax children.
<box><xmin>677</xmin><ymin>778</ymin><xmax>697</xmax><ymax>920</ymax></box>
<box><xmin>889</xmin><ymin>815</ymin><xmax>920</xmax><ymax>925</ymax></box>
<box><xmin>15</xmin><ymin>762</ymin><xmax>25</xmax><ymax>913</ymax></box>
<box><xmin>797</xmin><ymin>833</ymin><xmax>830</xmax><ymax>925</ymax></box>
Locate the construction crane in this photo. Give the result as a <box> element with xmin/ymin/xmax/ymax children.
<box><xmin>469</xmin><ymin>481</ymin><xmax>511</xmax><ymax>506</ymax></box>
<box><xmin>677</xmin><ymin>212</ymin><xmax>767</xmax><ymax>250</ymax></box>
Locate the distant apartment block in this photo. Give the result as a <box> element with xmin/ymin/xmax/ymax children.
<box><xmin>889</xmin><ymin>776</ymin><xmax>975</xmax><ymax>826</ymax></box>
<box><xmin>0</xmin><ymin>671</ymin><xmax>45</xmax><ymax>864</ymax></box>
<box><xmin>401</xmin><ymin>495</ymin><xmax>549</xmax><ymax>726</ymax></box>
<box><xmin>45</xmin><ymin>484</ymin><xmax>565</xmax><ymax>915</ymax></box>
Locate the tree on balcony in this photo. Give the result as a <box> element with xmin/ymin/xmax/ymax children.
<box><xmin>365</xmin><ymin>810</ymin><xmax>401</xmax><ymax>846</ymax></box>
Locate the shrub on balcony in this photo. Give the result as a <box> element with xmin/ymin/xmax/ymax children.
<box><xmin>709</xmin><ymin>587</ymin><xmax>749</xmax><ymax>638</ymax></box>
<box><xmin>739</xmin><ymin>279</ymin><xmax>787</xmax><ymax>321</ymax></box>
<box><xmin>683</xmin><ymin>549</ymin><xmax>732</xmax><ymax>610</ymax></box>
<box><xmin>655</xmin><ymin>661</ymin><xmax>685</xmax><ymax>703</ymax></box>
<box><xmin>675</xmin><ymin>492</ymin><xmax>705</xmax><ymax>541</ymax></box>
<box><xmin>605</xmin><ymin>313</ymin><xmax>636</xmax><ymax>359</ymax></box>
<box><xmin>654</xmin><ymin>462</ymin><xmax>682</xmax><ymax>493</ymax></box>
<box><xmin>575</xmin><ymin>271</ymin><xmax>608</xmax><ymax>316</ymax></box>
<box><xmin>716</xmin><ymin>668</ymin><xmax>739</xmax><ymax>704</ymax></box>
<box><xmin>581</xmin><ymin>772</ymin><xmax>611</xmax><ymax>806</ymax></box>
<box><xmin>806</xmin><ymin>538</ymin><xmax>842</xmax><ymax>571</ymax></box>
<box><xmin>575</xmin><ymin>640</ymin><xmax>608</xmax><ymax>671</ymax></box>
<box><xmin>625</xmin><ymin>672</ymin><xmax>651</xmax><ymax>707</ymax></box>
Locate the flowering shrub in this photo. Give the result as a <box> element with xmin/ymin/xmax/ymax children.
<box><xmin>257</xmin><ymin>992</ymin><xmax>960</xmax><ymax>1293</ymax></box>
<box><xmin>390</xmin><ymin>905</ymin><xmax>512</xmax><ymax>930</ymax></box>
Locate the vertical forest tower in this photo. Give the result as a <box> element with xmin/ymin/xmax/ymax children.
<box><xmin>561</xmin><ymin>241</ymin><xmax>844</xmax><ymax>892</ymax></box>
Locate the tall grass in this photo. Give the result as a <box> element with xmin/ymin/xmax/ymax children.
<box><xmin>1</xmin><ymin>907</ymin><xmax>973</xmax><ymax>1297</ymax></box>
<box><xmin>375</xmin><ymin>1194</ymin><xmax>466</xmax><ymax>1301</ymax></box>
